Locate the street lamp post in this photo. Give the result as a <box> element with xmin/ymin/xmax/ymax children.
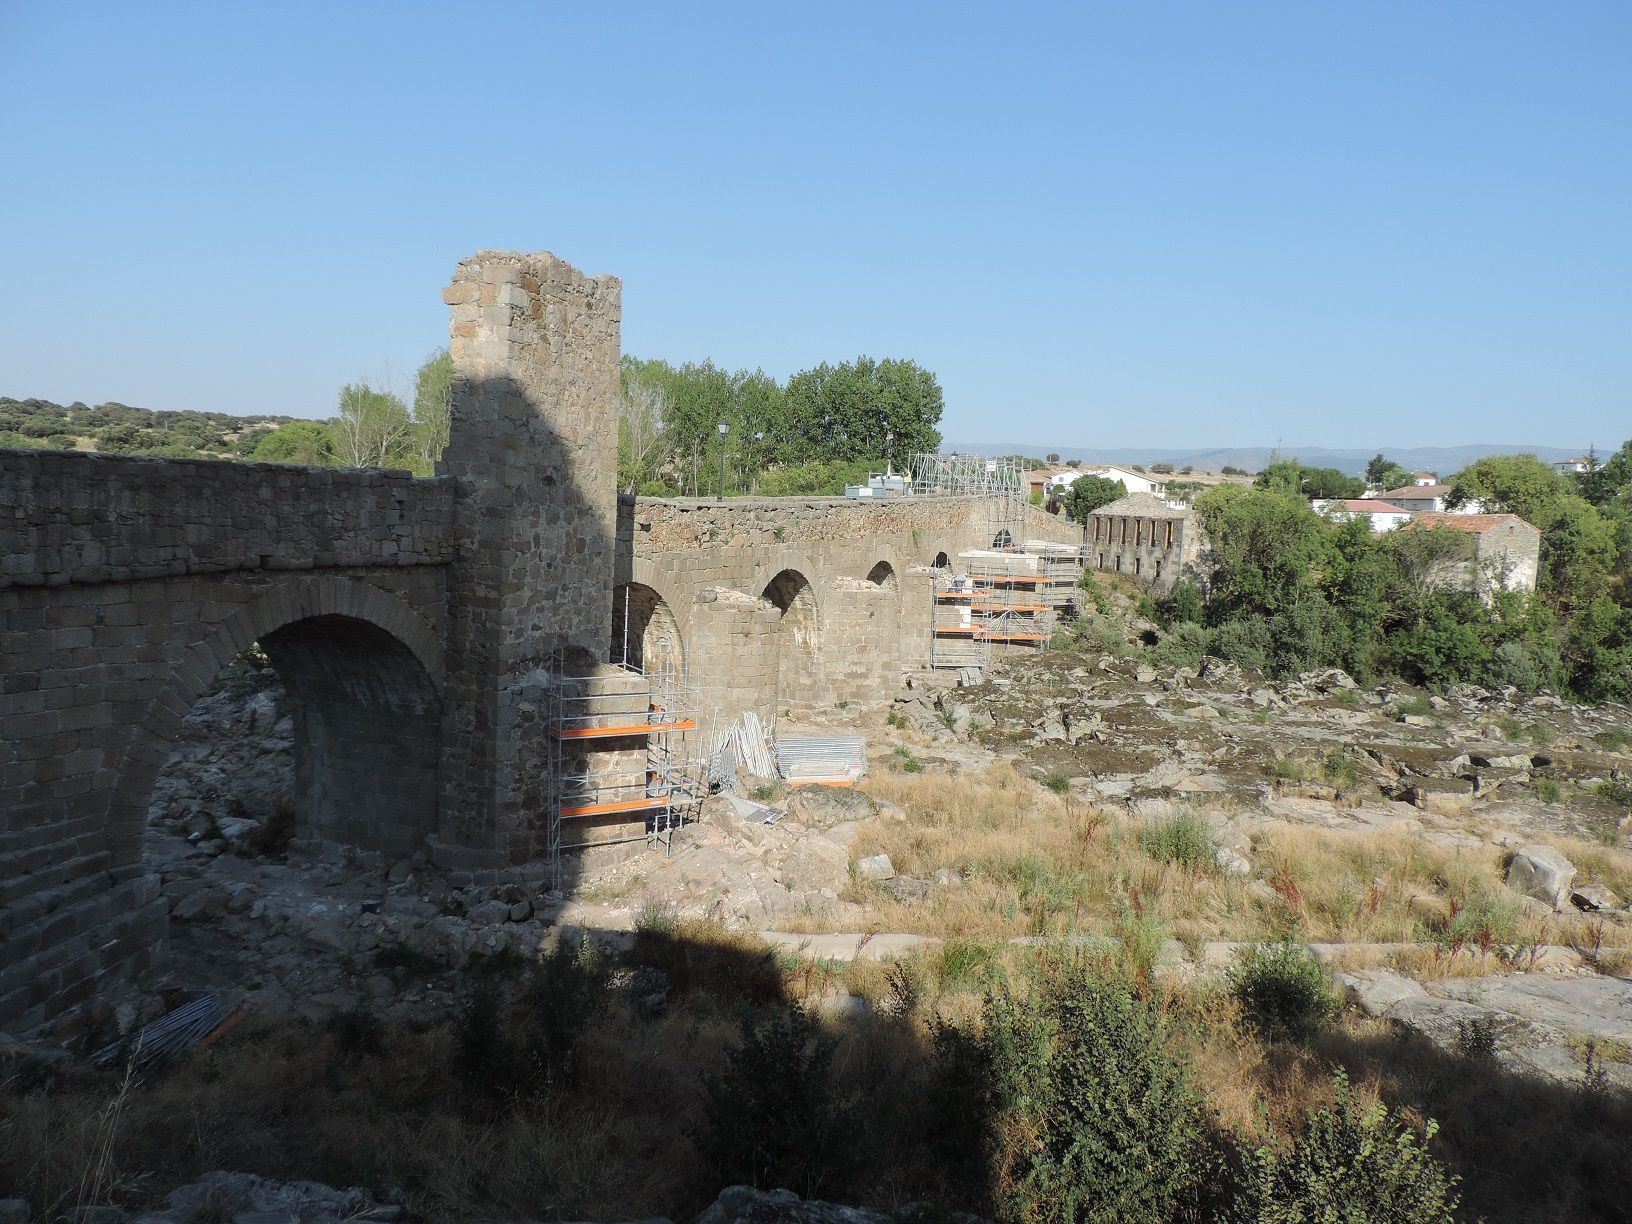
<box><xmin>717</xmin><ymin>418</ymin><xmax>728</xmax><ymax>502</ymax></box>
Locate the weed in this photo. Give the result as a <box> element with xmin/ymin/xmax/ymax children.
<box><xmin>1320</xmin><ymin>749</ymin><xmax>1362</xmax><ymax>793</ymax></box>
<box><xmin>1044</xmin><ymin>772</ymin><xmax>1070</xmax><ymax>795</ymax></box>
<box><xmin>1535</xmin><ymin>778</ymin><xmax>1563</xmax><ymax>804</ymax></box>
<box><xmin>1138</xmin><ymin>813</ymin><xmax>1216</xmax><ymax>872</ymax></box>
<box><xmin>1394</xmin><ymin>694</ymin><xmax>1433</xmax><ymax>718</ymax></box>
<box><xmin>937</xmin><ymin>938</ymin><xmax>996</xmax><ymax>987</ymax></box>
<box><xmin>1229</xmin><ymin>942</ymin><xmax>1338</xmax><ymax>1042</ymax></box>
<box><xmin>700</xmin><ymin>1004</ymin><xmax>857</xmax><ymax>1196</ymax></box>
<box><xmin>982</xmin><ymin>957</ymin><xmax>1209</xmax><ymax>1224</ymax></box>
<box><xmin>886</xmin><ymin>711</ymin><xmax>906</xmax><ymax>730</ymax></box>
<box><xmin>1596</xmin><ymin>779</ymin><xmax>1632</xmax><ymax>808</ymax></box>
<box><xmin>1594</xmin><ymin>728</ymin><xmax>1632</xmax><ymax>753</ymax></box>
<box><xmin>1268</xmin><ymin>756</ymin><xmax>1311</xmax><ymax>783</ymax></box>
<box><xmin>1237</xmin><ymin>1070</ymin><xmax>1459</xmax><ymax>1222</ymax></box>
<box><xmin>1455</xmin><ymin>1014</ymin><xmax>1501</xmax><ymax>1061</ymax></box>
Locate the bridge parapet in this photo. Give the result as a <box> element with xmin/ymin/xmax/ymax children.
<box><xmin>1</xmin><ymin>449</ymin><xmax>456</xmax><ymax>589</ymax></box>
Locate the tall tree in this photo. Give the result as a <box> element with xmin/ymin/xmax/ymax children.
<box><xmin>411</xmin><ymin>348</ymin><xmax>452</xmax><ymax>472</ymax></box>
<box><xmin>332</xmin><ymin>381</ymin><xmax>412</xmax><ymax>469</ymax></box>
<box><xmin>618</xmin><ymin>373</ymin><xmax>669</xmax><ymax>494</ymax></box>
<box><xmin>783</xmin><ymin>356</ymin><xmax>942</xmax><ymax>464</ymax></box>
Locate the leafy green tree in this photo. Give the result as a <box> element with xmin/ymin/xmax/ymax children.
<box><xmin>411</xmin><ymin>348</ymin><xmax>452</xmax><ymax>473</ymax></box>
<box><xmin>1365</xmin><ymin>453</ymin><xmax>1414</xmax><ymax>490</ymax></box>
<box><xmin>1195</xmin><ymin>487</ymin><xmax>1333</xmax><ymax>619</ymax></box>
<box><xmin>617</xmin><ymin>372</ymin><xmax>669</xmax><ymax>494</ymax></box>
<box><xmin>783</xmin><ymin>356</ymin><xmax>942</xmax><ymax>463</ymax></box>
<box><xmin>332</xmin><ymin>381</ymin><xmax>412</xmax><ymax>469</ymax></box>
<box><xmin>248</xmin><ymin>420</ymin><xmax>335</xmax><ymax>466</ymax></box>
<box><xmin>1062</xmin><ymin>475</ymin><xmax>1127</xmax><ymax>522</ymax></box>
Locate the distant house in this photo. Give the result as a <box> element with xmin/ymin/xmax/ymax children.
<box><xmin>1312</xmin><ymin>498</ymin><xmax>1413</xmax><ymax>532</ymax></box>
<box><xmin>1411</xmin><ymin>470</ymin><xmax>1439</xmax><ymax>486</ymax></box>
<box><xmin>1553</xmin><ymin>456</ymin><xmax>1593</xmax><ymax>475</ymax></box>
<box><xmin>1406</xmin><ymin>513</ymin><xmax>1541</xmax><ymax>594</ymax></box>
<box><xmin>1374</xmin><ymin>483</ymin><xmax>1466</xmax><ymax>513</ymax></box>
<box><xmin>1078</xmin><ymin>465</ymin><xmax>1167</xmax><ymax>498</ymax></box>
<box><xmin>1084</xmin><ymin>493</ymin><xmax>1198</xmax><ymax>593</ymax></box>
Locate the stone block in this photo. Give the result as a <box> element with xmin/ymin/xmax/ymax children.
<box><xmin>1506</xmin><ymin>844</ymin><xmax>1576</xmax><ymax>909</ymax></box>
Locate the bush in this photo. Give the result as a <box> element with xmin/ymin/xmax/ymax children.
<box><xmin>1148</xmin><ymin>621</ymin><xmax>1210</xmax><ymax>669</ymax></box>
<box><xmin>982</xmin><ymin>958</ymin><xmax>1209</xmax><ymax>1224</ymax></box>
<box><xmin>1139</xmin><ymin>813</ymin><xmax>1216</xmax><ymax>872</ymax></box>
<box><xmin>1235</xmin><ymin>1071</ymin><xmax>1459</xmax><ymax>1222</ymax></box>
<box><xmin>1230</xmin><ymin>943</ymin><xmax>1338</xmax><ymax>1041</ymax></box>
<box><xmin>699</xmin><ymin>1004</ymin><xmax>857</xmax><ymax>1195</ymax></box>
<box><xmin>1211</xmin><ymin>616</ymin><xmax>1274</xmax><ymax>672</ymax></box>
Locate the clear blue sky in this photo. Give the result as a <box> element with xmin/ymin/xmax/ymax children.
<box><xmin>2</xmin><ymin>1</ymin><xmax>1627</xmax><ymax>451</ymax></box>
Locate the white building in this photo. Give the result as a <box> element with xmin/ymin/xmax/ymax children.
<box><xmin>1554</xmin><ymin>456</ymin><xmax>1592</xmax><ymax>475</ymax></box>
<box><xmin>1312</xmin><ymin>498</ymin><xmax>1414</xmax><ymax>532</ymax></box>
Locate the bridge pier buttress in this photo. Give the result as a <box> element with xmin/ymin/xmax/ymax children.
<box><xmin>435</xmin><ymin>251</ymin><xmax>624</xmax><ymax>868</ymax></box>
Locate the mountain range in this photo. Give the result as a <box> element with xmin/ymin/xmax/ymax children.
<box><xmin>942</xmin><ymin>441</ymin><xmax>1587</xmax><ymax>477</ymax></box>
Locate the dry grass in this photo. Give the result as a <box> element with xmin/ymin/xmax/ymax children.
<box><xmin>829</xmin><ymin>769</ymin><xmax>1632</xmax><ymax>960</ymax></box>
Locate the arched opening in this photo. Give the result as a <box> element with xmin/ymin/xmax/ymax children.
<box><xmin>761</xmin><ymin>568</ymin><xmax>820</xmax><ymax>710</ymax></box>
<box><xmin>610</xmin><ymin>582</ymin><xmax>685</xmax><ymax>678</ymax></box>
<box><xmin>145</xmin><ymin>615</ymin><xmax>442</xmax><ymax>863</ymax></box>
<box><xmin>932</xmin><ymin>551</ymin><xmax>950</xmax><ymax>570</ymax></box>
<box><xmin>865</xmin><ymin>560</ymin><xmax>898</xmax><ymax>592</ymax></box>
<box><xmin>992</xmin><ymin>529</ymin><xmax>1014</xmax><ymax>549</ymax></box>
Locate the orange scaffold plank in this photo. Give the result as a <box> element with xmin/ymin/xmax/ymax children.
<box><xmin>551</xmin><ymin>718</ymin><xmax>698</xmax><ymax>739</ymax></box>
<box><xmin>559</xmin><ymin>796</ymin><xmax>667</xmax><ymax>818</ymax></box>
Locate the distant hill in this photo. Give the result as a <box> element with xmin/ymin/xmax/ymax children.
<box><xmin>943</xmin><ymin>441</ymin><xmax>1586</xmax><ymax>476</ymax></box>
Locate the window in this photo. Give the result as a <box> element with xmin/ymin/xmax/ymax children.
<box><xmin>1165</xmin><ymin>521</ymin><xmax>1173</xmax><ymax>549</ymax></box>
<box><xmin>1155</xmin><ymin>560</ymin><xmax>1163</xmax><ymax>579</ymax></box>
<box><xmin>1134</xmin><ymin>557</ymin><xmax>1142</xmax><ymax>575</ymax></box>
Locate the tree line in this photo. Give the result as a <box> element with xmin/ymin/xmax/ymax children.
<box><xmin>616</xmin><ymin>354</ymin><xmax>943</xmax><ymax>497</ymax></box>
<box><xmin>1131</xmin><ymin>443</ymin><xmax>1632</xmax><ymax>702</ymax></box>
<box><xmin>3</xmin><ymin>349</ymin><xmax>943</xmax><ymax>499</ymax></box>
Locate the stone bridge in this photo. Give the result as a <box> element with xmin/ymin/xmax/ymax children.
<box><xmin>0</xmin><ymin>248</ymin><xmax>1080</xmax><ymax>1029</ymax></box>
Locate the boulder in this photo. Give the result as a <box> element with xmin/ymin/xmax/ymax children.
<box><xmin>696</xmin><ymin>1186</ymin><xmax>892</xmax><ymax>1224</ymax></box>
<box><xmin>1571</xmin><ymin>882</ymin><xmax>1620</xmax><ymax>912</ymax></box>
<box><xmin>933</xmin><ymin>867</ymin><xmax>962</xmax><ymax>887</ymax></box>
<box><xmin>1214</xmin><ymin>847</ymin><xmax>1252</xmax><ymax>877</ymax></box>
<box><xmin>1337</xmin><ymin>969</ymin><xmax>1427</xmax><ymax>1018</ymax></box>
<box><xmin>785</xmin><ymin>787</ymin><xmax>876</xmax><ymax>828</ymax></box>
<box><xmin>855</xmin><ymin>853</ymin><xmax>896</xmax><ymax>881</ymax></box>
<box><xmin>778</xmin><ymin>839</ymin><xmax>850</xmax><ymax>894</ymax></box>
<box><xmin>1506</xmin><ymin>844</ymin><xmax>1576</xmax><ymax>909</ymax></box>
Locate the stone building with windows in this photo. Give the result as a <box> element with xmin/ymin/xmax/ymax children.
<box><xmin>1084</xmin><ymin>492</ymin><xmax>1200</xmax><ymax>594</ymax></box>
<box><xmin>1408</xmin><ymin>512</ymin><xmax>1542</xmax><ymax>595</ymax></box>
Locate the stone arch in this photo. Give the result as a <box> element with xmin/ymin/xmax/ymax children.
<box><xmin>865</xmin><ymin>560</ymin><xmax>898</xmax><ymax>592</ymax></box>
<box><xmin>760</xmin><ymin>567</ymin><xmax>821</xmax><ymax>710</ymax></box>
<box><xmin>115</xmin><ymin>576</ymin><xmax>445</xmax><ymax>860</ymax></box>
<box><xmin>992</xmin><ymin>528</ymin><xmax>1014</xmax><ymax>549</ymax></box>
<box><xmin>610</xmin><ymin>581</ymin><xmax>686</xmax><ymax>678</ymax></box>
<box><xmin>932</xmin><ymin>550</ymin><xmax>950</xmax><ymax>570</ymax></box>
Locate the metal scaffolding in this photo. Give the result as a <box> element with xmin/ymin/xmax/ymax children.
<box><xmin>909</xmin><ymin>452</ymin><xmax>1027</xmax><ymax>550</ymax></box>
<box><xmin>544</xmin><ymin>664</ymin><xmax>707</xmax><ymax>886</ymax></box>
<box><xmin>929</xmin><ymin>542</ymin><xmax>1084</xmax><ymax>670</ymax></box>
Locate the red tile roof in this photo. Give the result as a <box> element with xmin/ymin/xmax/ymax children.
<box><xmin>1409</xmin><ymin>512</ymin><xmax>1530</xmax><ymax>534</ymax></box>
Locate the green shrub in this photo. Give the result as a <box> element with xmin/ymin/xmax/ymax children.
<box><xmin>1597</xmin><ymin>779</ymin><xmax>1632</xmax><ymax>808</ymax></box>
<box><xmin>1230</xmin><ymin>943</ymin><xmax>1338</xmax><ymax>1042</ymax></box>
<box><xmin>1148</xmin><ymin>621</ymin><xmax>1211</xmax><ymax>669</ymax></box>
<box><xmin>982</xmin><ymin>958</ymin><xmax>1209</xmax><ymax>1224</ymax></box>
<box><xmin>1235</xmin><ymin>1071</ymin><xmax>1459</xmax><ymax>1222</ymax></box>
<box><xmin>1044</xmin><ymin>772</ymin><xmax>1070</xmax><ymax>795</ymax></box>
<box><xmin>700</xmin><ymin>1004</ymin><xmax>857</xmax><ymax>1195</ymax></box>
<box><xmin>1139</xmin><ymin>813</ymin><xmax>1216</xmax><ymax>872</ymax></box>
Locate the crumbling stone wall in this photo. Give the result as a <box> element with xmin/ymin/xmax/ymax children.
<box><xmin>437</xmin><ymin>251</ymin><xmax>623</xmax><ymax>865</ymax></box>
<box><xmin>1085</xmin><ymin>493</ymin><xmax>1200</xmax><ymax>595</ymax></box>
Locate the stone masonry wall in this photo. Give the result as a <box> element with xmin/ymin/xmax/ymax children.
<box><xmin>0</xmin><ymin>449</ymin><xmax>455</xmax><ymax>1030</ymax></box>
<box><xmin>621</xmin><ymin>496</ymin><xmax>1084</xmax><ymax>725</ymax></box>
<box><xmin>437</xmin><ymin>251</ymin><xmax>623</xmax><ymax>865</ymax></box>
